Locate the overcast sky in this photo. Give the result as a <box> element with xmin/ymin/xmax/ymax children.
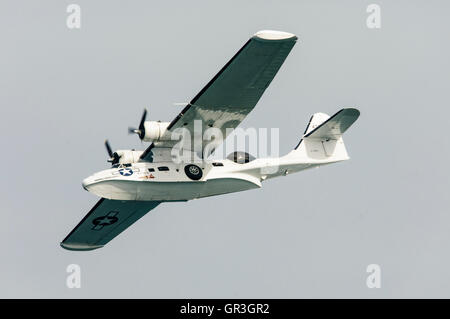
<box><xmin>1</xmin><ymin>0</ymin><xmax>449</xmax><ymax>298</ymax></box>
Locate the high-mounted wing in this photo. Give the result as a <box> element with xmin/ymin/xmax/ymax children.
<box><xmin>61</xmin><ymin>198</ymin><xmax>161</xmax><ymax>251</ymax></box>
<box><xmin>140</xmin><ymin>30</ymin><xmax>298</xmax><ymax>162</ymax></box>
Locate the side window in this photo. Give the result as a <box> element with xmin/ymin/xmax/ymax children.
<box><xmin>148</xmin><ymin>168</ymin><xmax>155</xmax><ymax>172</ymax></box>
<box><xmin>212</xmin><ymin>162</ymin><xmax>224</xmax><ymax>167</ymax></box>
<box><xmin>158</xmin><ymin>166</ymin><xmax>169</xmax><ymax>171</ymax></box>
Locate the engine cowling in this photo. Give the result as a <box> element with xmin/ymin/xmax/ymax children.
<box><xmin>114</xmin><ymin>150</ymin><xmax>143</xmax><ymax>164</ymax></box>
<box><xmin>142</xmin><ymin>121</ymin><xmax>171</xmax><ymax>142</ymax></box>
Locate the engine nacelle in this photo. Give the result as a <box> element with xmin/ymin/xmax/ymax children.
<box><xmin>114</xmin><ymin>150</ymin><xmax>143</xmax><ymax>164</ymax></box>
<box><xmin>142</xmin><ymin>121</ymin><xmax>171</xmax><ymax>142</ymax></box>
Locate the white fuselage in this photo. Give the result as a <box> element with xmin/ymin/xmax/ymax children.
<box><xmin>82</xmin><ymin>154</ymin><xmax>345</xmax><ymax>201</ymax></box>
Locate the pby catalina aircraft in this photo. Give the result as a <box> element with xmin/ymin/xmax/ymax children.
<box><xmin>61</xmin><ymin>30</ymin><xmax>360</xmax><ymax>251</ymax></box>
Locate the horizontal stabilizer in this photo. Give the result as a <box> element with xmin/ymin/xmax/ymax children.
<box><xmin>304</xmin><ymin>108</ymin><xmax>360</xmax><ymax>140</ymax></box>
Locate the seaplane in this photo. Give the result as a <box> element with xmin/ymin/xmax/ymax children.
<box><xmin>61</xmin><ymin>30</ymin><xmax>360</xmax><ymax>251</ymax></box>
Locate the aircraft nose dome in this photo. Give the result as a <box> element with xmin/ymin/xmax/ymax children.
<box><xmin>82</xmin><ymin>178</ymin><xmax>90</xmax><ymax>191</ymax></box>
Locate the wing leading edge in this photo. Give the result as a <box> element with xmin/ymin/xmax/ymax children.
<box><xmin>61</xmin><ymin>199</ymin><xmax>161</xmax><ymax>251</ymax></box>
<box><xmin>140</xmin><ymin>30</ymin><xmax>298</xmax><ymax>161</ymax></box>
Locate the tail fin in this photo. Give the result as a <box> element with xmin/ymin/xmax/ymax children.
<box><xmin>290</xmin><ymin>108</ymin><xmax>360</xmax><ymax>161</ymax></box>
<box><xmin>303</xmin><ymin>112</ymin><xmax>330</xmax><ymax>136</ymax></box>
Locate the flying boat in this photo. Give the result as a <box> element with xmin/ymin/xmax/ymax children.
<box><xmin>61</xmin><ymin>30</ymin><xmax>360</xmax><ymax>251</ymax></box>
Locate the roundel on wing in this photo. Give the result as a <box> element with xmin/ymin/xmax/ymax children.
<box><xmin>92</xmin><ymin>215</ymin><xmax>118</xmax><ymax>227</ymax></box>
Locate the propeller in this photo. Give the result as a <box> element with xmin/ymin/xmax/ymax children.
<box><xmin>105</xmin><ymin>139</ymin><xmax>119</xmax><ymax>163</ymax></box>
<box><xmin>128</xmin><ymin>109</ymin><xmax>147</xmax><ymax>140</ymax></box>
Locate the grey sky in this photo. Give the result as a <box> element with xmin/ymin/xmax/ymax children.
<box><xmin>1</xmin><ymin>0</ymin><xmax>449</xmax><ymax>298</ymax></box>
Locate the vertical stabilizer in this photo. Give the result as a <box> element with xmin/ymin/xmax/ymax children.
<box><xmin>288</xmin><ymin>108</ymin><xmax>360</xmax><ymax>162</ymax></box>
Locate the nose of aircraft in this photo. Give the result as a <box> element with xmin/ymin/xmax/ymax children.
<box><xmin>82</xmin><ymin>177</ymin><xmax>91</xmax><ymax>191</ymax></box>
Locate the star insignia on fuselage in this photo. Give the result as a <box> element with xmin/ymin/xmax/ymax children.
<box><xmin>119</xmin><ymin>168</ymin><xmax>133</xmax><ymax>176</ymax></box>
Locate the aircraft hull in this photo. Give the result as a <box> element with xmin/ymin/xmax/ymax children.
<box><xmin>84</xmin><ymin>177</ymin><xmax>260</xmax><ymax>201</ymax></box>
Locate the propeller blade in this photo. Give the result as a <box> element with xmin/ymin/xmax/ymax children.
<box><xmin>138</xmin><ymin>109</ymin><xmax>147</xmax><ymax>131</ymax></box>
<box><xmin>129</xmin><ymin>108</ymin><xmax>148</xmax><ymax>140</ymax></box>
<box><xmin>105</xmin><ymin>139</ymin><xmax>121</xmax><ymax>164</ymax></box>
<box><xmin>104</xmin><ymin>139</ymin><xmax>113</xmax><ymax>158</ymax></box>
